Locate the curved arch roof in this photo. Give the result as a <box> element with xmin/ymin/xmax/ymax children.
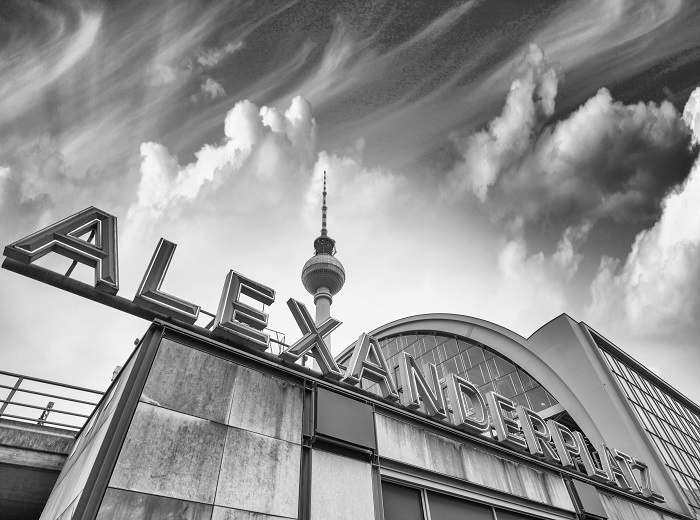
<box><xmin>364</xmin><ymin>313</ymin><xmax>605</xmax><ymax>446</ymax></box>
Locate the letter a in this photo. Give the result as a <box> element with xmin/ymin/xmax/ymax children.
<box><xmin>3</xmin><ymin>207</ymin><xmax>119</xmax><ymax>294</ymax></box>
<box><xmin>342</xmin><ymin>333</ymin><xmax>399</xmax><ymax>401</ymax></box>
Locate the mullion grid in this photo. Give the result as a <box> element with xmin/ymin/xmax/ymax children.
<box><xmin>378</xmin><ymin>331</ymin><xmax>556</xmax><ymax>417</ymax></box>
<box><xmin>605</xmin><ymin>352</ymin><xmax>700</xmax><ymax>512</ymax></box>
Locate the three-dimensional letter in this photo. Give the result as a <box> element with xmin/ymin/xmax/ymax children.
<box><xmin>133</xmin><ymin>238</ymin><xmax>200</xmax><ymax>324</ymax></box>
<box><xmin>213</xmin><ymin>270</ymin><xmax>275</xmax><ymax>351</ymax></box>
<box><xmin>398</xmin><ymin>352</ymin><xmax>446</xmax><ymax>419</ymax></box>
<box><xmin>280</xmin><ymin>298</ymin><xmax>343</xmax><ymax>379</ymax></box>
<box><xmin>447</xmin><ymin>374</ymin><xmax>490</xmax><ymax>433</ymax></box>
<box><xmin>342</xmin><ymin>333</ymin><xmax>399</xmax><ymax>401</ymax></box>
<box><xmin>487</xmin><ymin>392</ymin><xmax>528</xmax><ymax>449</ymax></box>
<box><xmin>4</xmin><ymin>207</ymin><xmax>119</xmax><ymax>294</ymax></box>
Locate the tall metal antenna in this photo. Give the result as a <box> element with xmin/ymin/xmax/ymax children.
<box><xmin>321</xmin><ymin>171</ymin><xmax>328</xmax><ymax>236</ymax></box>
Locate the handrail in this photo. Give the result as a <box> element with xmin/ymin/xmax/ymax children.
<box><xmin>0</xmin><ymin>383</ymin><xmax>99</xmax><ymax>406</ymax></box>
<box><xmin>0</xmin><ymin>369</ymin><xmax>103</xmax><ymax>394</ymax></box>
<box><xmin>0</xmin><ymin>369</ymin><xmax>103</xmax><ymax>432</ymax></box>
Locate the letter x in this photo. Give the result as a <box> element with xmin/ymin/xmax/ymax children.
<box><xmin>279</xmin><ymin>298</ymin><xmax>343</xmax><ymax>379</ymax></box>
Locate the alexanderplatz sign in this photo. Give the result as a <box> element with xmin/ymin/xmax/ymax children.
<box><xmin>2</xmin><ymin>207</ymin><xmax>665</xmax><ymax>503</ymax></box>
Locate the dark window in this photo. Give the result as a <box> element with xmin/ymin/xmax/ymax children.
<box><xmin>427</xmin><ymin>491</ymin><xmax>493</xmax><ymax>520</ymax></box>
<box><xmin>382</xmin><ymin>481</ymin><xmax>423</xmax><ymax>520</ymax></box>
<box><xmin>496</xmin><ymin>507</ymin><xmax>543</xmax><ymax>519</ymax></box>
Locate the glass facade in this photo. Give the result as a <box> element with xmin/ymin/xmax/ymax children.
<box><xmin>356</xmin><ymin>332</ymin><xmax>558</xmax><ymax>415</ymax></box>
<box><xmin>593</xmin><ymin>332</ymin><xmax>700</xmax><ymax>516</ymax></box>
<box><xmin>382</xmin><ymin>481</ymin><xmax>549</xmax><ymax>519</ymax></box>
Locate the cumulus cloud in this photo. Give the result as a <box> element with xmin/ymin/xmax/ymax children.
<box><xmin>485</xmin><ymin>222</ymin><xmax>591</xmax><ymax>330</ymax></box>
<box><xmin>128</xmin><ymin>96</ymin><xmax>318</xmax><ymax>227</ymax></box>
<box><xmin>0</xmin><ymin>137</ymin><xmax>109</xmax><ymax>241</ymax></box>
<box><xmin>307</xmin><ymin>140</ymin><xmax>404</xmax><ymax>229</ymax></box>
<box><xmin>585</xmin><ymin>87</ymin><xmax>700</xmax><ymax>337</ymax></box>
<box><xmin>450</xmin><ymin>44</ymin><xmax>558</xmax><ymax>201</ymax></box>
<box><xmin>449</xmin><ymin>44</ymin><xmax>694</xmax><ymax>228</ymax></box>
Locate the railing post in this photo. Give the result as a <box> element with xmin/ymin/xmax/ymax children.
<box><xmin>37</xmin><ymin>401</ymin><xmax>55</xmax><ymax>425</ymax></box>
<box><xmin>0</xmin><ymin>376</ymin><xmax>23</xmax><ymax>417</ymax></box>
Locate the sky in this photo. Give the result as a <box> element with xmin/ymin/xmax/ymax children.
<box><xmin>1</xmin><ymin>0</ymin><xmax>700</xmax><ymax>406</ymax></box>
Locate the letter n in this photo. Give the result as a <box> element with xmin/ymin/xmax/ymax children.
<box><xmin>3</xmin><ymin>207</ymin><xmax>119</xmax><ymax>294</ymax></box>
<box><xmin>398</xmin><ymin>352</ymin><xmax>446</xmax><ymax>419</ymax></box>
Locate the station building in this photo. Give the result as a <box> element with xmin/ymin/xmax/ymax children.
<box><xmin>33</xmin><ymin>311</ymin><xmax>700</xmax><ymax>520</ymax></box>
<box><xmin>1</xmin><ymin>199</ymin><xmax>699</xmax><ymax>520</ymax></box>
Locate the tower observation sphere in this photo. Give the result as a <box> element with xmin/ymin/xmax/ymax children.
<box><xmin>301</xmin><ymin>171</ymin><xmax>345</xmax><ymax>333</ymax></box>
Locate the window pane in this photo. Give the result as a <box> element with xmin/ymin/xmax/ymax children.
<box><xmin>512</xmin><ymin>393</ymin><xmax>529</xmax><ymax>408</ymax></box>
<box><xmin>495</xmin><ymin>357</ymin><xmax>515</xmax><ymax>376</ymax></box>
<box><xmin>382</xmin><ymin>481</ymin><xmax>423</xmax><ymax>520</ymax></box>
<box><xmin>518</xmin><ymin>369</ymin><xmax>536</xmax><ymax>391</ymax></box>
<box><xmin>467</xmin><ymin>365</ymin><xmax>487</xmax><ymax>386</ymax></box>
<box><xmin>468</xmin><ymin>346</ymin><xmax>485</xmax><ymax>365</ymax></box>
<box><xmin>457</xmin><ymin>339</ymin><xmax>471</xmax><ymax>353</ymax></box>
<box><xmin>386</xmin><ymin>338</ymin><xmax>399</xmax><ymax>359</ymax></box>
<box><xmin>444</xmin><ymin>339</ymin><xmax>460</xmax><ymax>359</ymax></box>
<box><xmin>420</xmin><ymin>349</ymin><xmax>437</xmax><ymax>368</ymax></box>
<box><xmin>444</xmin><ymin>357</ymin><xmax>459</xmax><ymax>376</ymax></box>
<box><xmin>427</xmin><ymin>491</ymin><xmax>492</xmax><ymax>520</ymax></box>
<box><xmin>486</xmin><ymin>358</ymin><xmax>499</xmax><ymax>379</ymax></box>
<box><xmin>496</xmin><ymin>508</ymin><xmax>542</xmax><ymax>519</ymax></box>
<box><xmin>495</xmin><ymin>375</ymin><xmax>517</xmax><ymax>399</ymax></box>
<box><xmin>526</xmin><ymin>387</ymin><xmax>550</xmax><ymax>412</ymax></box>
<box><xmin>462</xmin><ymin>351</ymin><xmax>474</xmax><ymax>370</ymax></box>
<box><xmin>511</xmin><ymin>372</ymin><xmax>524</xmax><ymax>395</ymax></box>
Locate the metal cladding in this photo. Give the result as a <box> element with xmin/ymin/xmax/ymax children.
<box><xmin>301</xmin><ymin>171</ymin><xmax>346</xmax><ymax>297</ymax></box>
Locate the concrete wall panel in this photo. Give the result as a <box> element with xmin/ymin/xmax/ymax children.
<box><xmin>96</xmin><ymin>487</ymin><xmax>213</xmax><ymax>520</ymax></box>
<box><xmin>543</xmin><ymin>473</ymin><xmax>575</xmax><ymax>511</ymax></box>
<box><xmin>142</xmin><ymin>339</ymin><xmax>236</xmax><ymax>423</ymax></box>
<box><xmin>310</xmin><ymin>449</ymin><xmax>374</xmax><ymax>520</ymax></box>
<box><xmin>375</xmin><ymin>414</ymin><xmax>428</xmax><ymax>468</ymax></box>
<box><xmin>425</xmin><ymin>431</ymin><xmax>465</xmax><ymax>480</ymax></box>
<box><xmin>599</xmin><ymin>492</ymin><xmax>666</xmax><ymax>520</ymax></box>
<box><xmin>376</xmin><ymin>413</ymin><xmax>575</xmax><ymax>511</ymax></box>
<box><xmin>227</xmin><ymin>364</ymin><xmax>303</xmax><ymax>444</ymax></box>
<box><xmin>215</xmin><ymin>427</ymin><xmax>300</xmax><ymax>518</ymax></box>
<box><xmin>109</xmin><ymin>402</ymin><xmax>227</xmax><ymax>504</ymax></box>
<box><xmin>212</xmin><ymin>506</ymin><xmax>293</xmax><ymax>520</ymax></box>
<box><xmin>462</xmin><ymin>444</ymin><xmax>511</xmax><ymax>492</ymax></box>
<box><xmin>514</xmin><ymin>463</ymin><xmax>549</xmax><ymax>504</ymax></box>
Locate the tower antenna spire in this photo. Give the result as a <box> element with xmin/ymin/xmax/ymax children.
<box><xmin>301</xmin><ymin>169</ymin><xmax>346</xmax><ymax>346</ymax></box>
<box><xmin>321</xmin><ymin>171</ymin><xmax>328</xmax><ymax>236</ymax></box>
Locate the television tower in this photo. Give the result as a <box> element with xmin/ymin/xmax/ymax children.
<box><xmin>301</xmin><ymin>171</ymin><xmax>345</xmax><ymax>347</ymax></box>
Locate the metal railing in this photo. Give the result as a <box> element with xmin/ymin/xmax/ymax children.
<box><xmin>0</xmin><ymin>370</ymin><xmax>103</xmax><ymax>432</ymax></box>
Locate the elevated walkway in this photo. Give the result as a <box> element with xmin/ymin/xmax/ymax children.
<box><xmin>0</xmin><ymin>370</ymin><xmax>101</xmax><ymax>520</ymax></box>
<box><xmin>0</xmin><ymin>419</ymin><xmax>74</xmax><ymax>520</ymax></box>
